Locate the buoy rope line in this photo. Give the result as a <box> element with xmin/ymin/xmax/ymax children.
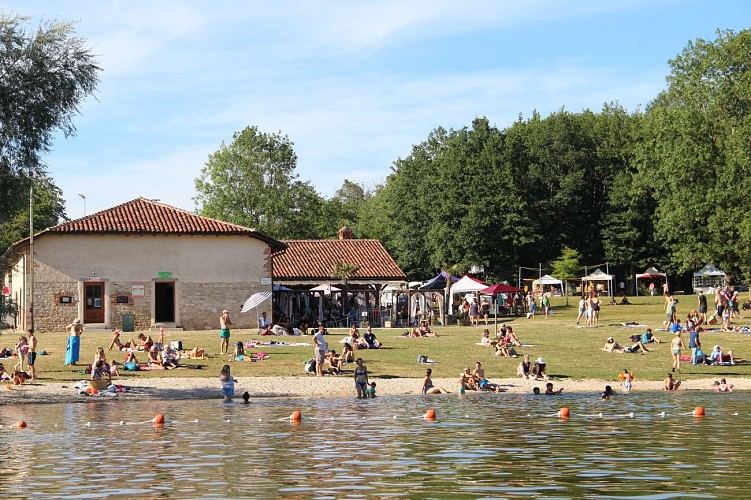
<box><xmin>1</xmin><ymin>407</ymin><xmax>720</xmax><ymax>429</ymax></box>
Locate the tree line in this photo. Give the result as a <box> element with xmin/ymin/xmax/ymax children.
<box><xmin>1</xmin><ymin>13</ymin><xmax>749</xmax><ymax>288</ymax></box>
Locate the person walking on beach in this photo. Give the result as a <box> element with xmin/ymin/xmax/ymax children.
<box><xmin>219</xmin><ymin>309</ymin><xmax>232</xmax><ymax>355</ymax></box>
<box><xmin>65</xmin><ymin>318</ymin><xmax>84</xmax><ymax>366</ymax></box>
<box><xmin>354</xmin><ymin>358</ymin><xmax>369</xmax><ymax>398</ymax></box>
<box><xmin>313</xmin><ymin>325</ymin><xmax>327</xmax><ymax>377</ymax></box>
<box><xmin>27</xmin><ymin>329</ymin><xmax>38</xmax><ymax>380</ymax></box>
<box><xmin>670</xmin><ymin>331</ymin><xmax>686</xmax><ymax>373</ymax></box>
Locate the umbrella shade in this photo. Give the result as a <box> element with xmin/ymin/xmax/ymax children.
<box><xmin>241</xmin><ymin>291</ymin><xmax>272</xmax><ymax>313</ymax></box>
<box><xmin>481</xmin><ymin>283</ymin><xmax>523</xmax><ymax>295</ymax></box>
<box><xmin>309</xmin><ymin>283</ymin><xmax>341</xmax><ymax>295</ymax></box>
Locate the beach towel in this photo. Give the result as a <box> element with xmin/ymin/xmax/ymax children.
<box><xmin>64</xmin><ymin>336</ymin><xmax>81</xmax><ymax>365</ymax></box>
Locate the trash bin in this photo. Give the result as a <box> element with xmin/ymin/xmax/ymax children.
<box><xmin>122</xmin><ymin>314</ymin><xmax>135</xmax><ymax>332</ymax></box>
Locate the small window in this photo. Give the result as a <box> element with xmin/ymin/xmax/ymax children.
<box><xmin>59</xmin><ymin>296</ymin><xmax>73</xmax><ymax>304</ymax></box>
<box><xmin>116</xmin><ymin>295</ymin><xmax>129</xmax><ymax>304</ymax></box>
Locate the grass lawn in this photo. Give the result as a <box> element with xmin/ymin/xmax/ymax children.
<box><xmin>4</xmin><ymin>295</ymin><xmax>750</xmax><ymax>383</ymax></box>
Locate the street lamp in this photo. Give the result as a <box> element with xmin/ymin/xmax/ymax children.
<box><xmin>28</xmin><ymin>172</ymin><xmax>34</xmax><ymax>332</ymax></box>
<box><xmin>78</xmin><ymin>193</ymin><xmax>86</xmax><ymax>216</ymax></box>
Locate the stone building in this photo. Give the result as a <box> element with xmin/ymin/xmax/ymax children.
<box><xmin>4</xmin><ymin>198</ymin><xmax>285</xmax><ymax>332</ymax></box>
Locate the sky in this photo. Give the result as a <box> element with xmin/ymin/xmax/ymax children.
<box><xmin>4</xmin><ymin>0</ymin><xmax>751</xmax><ymax>220</ymax></box>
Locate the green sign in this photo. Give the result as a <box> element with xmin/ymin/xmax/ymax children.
<box><xmin>158</xmin><ymin>272</ymin><xmax>173</xmax><ymax>279</ymax></box>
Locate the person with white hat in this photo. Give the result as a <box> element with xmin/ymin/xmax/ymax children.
<box><xmin>64</xmin><ymin>318</ymin><xmax>84</xmax><ymax>366</ymax></box>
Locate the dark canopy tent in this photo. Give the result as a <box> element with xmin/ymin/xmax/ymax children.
<box><xmin>419</xmin><ymin>270</ymin><xmax>459</xmax><ymax>290</ymax></box>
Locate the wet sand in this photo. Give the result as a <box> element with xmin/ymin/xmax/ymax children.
<box><xmin>1</xmin><ymin>375</ymin><xmax>747</xmax><ymax>404</ymax></box>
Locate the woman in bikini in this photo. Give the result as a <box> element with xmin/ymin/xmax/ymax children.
<box><xmin>517</xmin><ymin>354</ymin><xmax>532</xmax><ymax>379</ymax></box>
<box><xmin>422</xmin><ymin>368</ymin><xmax>448</xmax><ymax>394</ymax></box>
<box><xmin>590</xmin><ymin>294</ymin><xmax>601</xmax><ymax>325</ymax></box>
<box><xmin>108</xmin><ymin>331</ymin><xmax>137</xmax><ymax>351</ymax></box>
<box><xmin>354</xmin><ymin>358</ymin><xmax>369</xmax><ymax>399</ymax></box>
<box><xmin>670</xmin><ymin>331</ymin><xmax>686</xmax><ymax>373</ymax></box>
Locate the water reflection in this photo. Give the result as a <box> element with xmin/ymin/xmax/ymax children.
<box><xmin>1</xmin><ymin>393</ymin><xmax>751</xmax><ymax>497</ymax></box>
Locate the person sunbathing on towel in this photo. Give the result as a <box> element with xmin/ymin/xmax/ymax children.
<box><xmin>602</xmin><ymin>337</ymin><xmax>650</xmax><ymax>353</ymax></box>
<box><xmin>147</xmin><ymin>346</ymin><xmax>164</xmax><ymax>369</ymax></box>
<box><xmin>136</xmin><ymin>333</ymin><xmax>154</xmax><ymax>351</ymax></box>
<box><xmin>108</xmin><ymin>330</ymin><xmax>137</xmax><ymax>351</ymax></box>
<box><xmin>123</xmin><ymin>351</ymin><xmax>139</xmax><ymax>364</ymax></box>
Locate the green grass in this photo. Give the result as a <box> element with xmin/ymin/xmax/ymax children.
<box><xmin>4</xmin><ymin>295</ymin><xmax>750</xmax><ymax>383</ymax></box>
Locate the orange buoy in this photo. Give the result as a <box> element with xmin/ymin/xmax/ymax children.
<box><xmin>558</xmin><ymin>407</ymin><xmax>571</xmax><ymax>418</ymax></box>
<box><xmin>693</xmin><ymin>406</ymin><xmax>705</xmax><ymax>417</ymax></box>
<box><xmin>16</xmin><ymin>420</ymin><xmax>27</xmax><ymax>429</ymax></box>
<box><xmin>290</xmin><ymin>410</ymin><xmax>302</xmax><ymax>423</ymax></box>
<box><xmin>153</xmin><ymin>414</ymin><xmax>165</xmax><ymax>425</ymax></box>
<box><xmin>425</xmin><ymin>409</ymin><xmax>437</xmax><ymax>421</ymax></box>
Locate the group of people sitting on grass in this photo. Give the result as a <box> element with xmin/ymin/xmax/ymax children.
<box><xmin>407</xmin><ymin>320</ymin><xmax>437</xmax><ymax>337</ymax></box>
<box><xmin>107</xmin><ymin>330</ymin><xmax>204</xmax><ymax>372</ymax></box>
<box><xmin>479</xmin><ymin>325</ymin><xmax>522</xmax><ymax>357</ymax></box>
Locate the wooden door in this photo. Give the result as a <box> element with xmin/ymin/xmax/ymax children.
<box><xmin>84</xmin><ymin>282</ymin><xmax>104</xmax><ymax>323</ymax></box>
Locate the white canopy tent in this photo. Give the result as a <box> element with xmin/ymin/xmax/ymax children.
<box><xmin>582</xmin><ymin>268</ymin><xmax>615</xmax><ymax>296</ymax></box>
<box><xmin>634</xmin><ymin>267</ymin><xmax>668</xmax><ymax>296</ymax></box>
<box><xmin>450</xmin><ymin>275</ymin><xmax>488</xmax><ymax>294</ymax></box>
<box><xmin>532</xmin><ymin>274</ymin><xmax>565</xmax><ymax>295</ymax></box>
<box><xmin>692</xmin><ymin>265</ymin><xmax>726</xmax><ymax>294</ymax></box>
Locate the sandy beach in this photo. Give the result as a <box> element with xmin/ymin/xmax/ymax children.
<box><xmin>2</xmin><ymin>375</ymin><xmax>749</xmax><ymax>405</ymax></box>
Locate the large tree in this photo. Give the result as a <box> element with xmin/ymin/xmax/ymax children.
<box><xmin>639</xmin><ymin>29</ymin><xmax>751</xmax><ymax>281</ymax></box>
<box><xmin>194</xmin><ymin>126</ymin><xmax>327</xmax><ymax>239</ymax></box>
<box><xmin>0</xmin><ymin>14</ymin><xmax>100</xmax><ymax>174</ymax></box>
<box><xmin>0</xmin><ymin>14</ymin><xmax>99</xmax><ymax>266</ymax></box>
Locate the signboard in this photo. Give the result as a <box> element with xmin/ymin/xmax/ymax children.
<box><xmin>2</xmin><ymin>285</ymin><xmax>10</xmax><ymax>296</ymax></box>
<box><xmin>132</xmin><ymin>282</ymin><xmax>145</xmax><ymax>297</ymax></box>
<box><xmin>260</xmin><ymin>277</ymin><xmax>272</xmax><ymax>285</ymax></box>
<box><xmin>158</xmin><ymin>272</ymin><xmax>173</xmax><ymax>279</ymax></box>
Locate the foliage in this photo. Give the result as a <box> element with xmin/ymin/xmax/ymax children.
<box><xmin>551</xmin><ymin>246</ymin><xmax>581</xmax><ymax>279</ymax></box>
<box><xmin>0</xmin><ymin>13</ymin><xmax>96</xmax><ymax>271</ymax></box>
<box><xmin>194</xmin><ymin>126</ymin><xmax>329</xmax><ymax>239</ymax></box>
<box><xmin>638</xmin><ymin>29</ymin><xmax>751</xmax><ymax>282</ymax></box>
<box><xmin>0</xmin><ymin>14</ymin><xmax>100</xmax><ymax>174</ymax></box>
<box><xmin>0</xmin><ymin>173</ymin><xmax>66</xmax><ymax>251</ymax></box>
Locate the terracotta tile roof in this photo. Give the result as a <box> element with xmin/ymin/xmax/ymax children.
<box><xmin>13</xmin><ymin>197</ymin><xmax>285</xmax><ymax>252</ymax></box>
<box><xmin>273</xmin><ymin>239</ymin><xmax>406</xmax><ymax>282</ymax></box>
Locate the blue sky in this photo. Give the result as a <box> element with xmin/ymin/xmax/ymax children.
<box><xmin>5</xmin><ymin>1</ymin><xmax>751</xmax><ymax>219</ymax></box>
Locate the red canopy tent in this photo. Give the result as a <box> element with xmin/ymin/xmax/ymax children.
<box><xmin>481</xmin><ymin>283</ymin><xmax>523</xmax><ymax>295</ymax></box>
<box><xmin>480</xmin><ymin>283</ymin><xmax>524</xmax><ymax>333</ymax></box>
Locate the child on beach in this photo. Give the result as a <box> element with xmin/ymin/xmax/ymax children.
<box><xmin>621</xmin><ymin>369</ymin><xmax>633</xmax><ymax>392</ymax></box>
<box><xmin>219</xmin><ymin>364</ymin><xmax>237</xmax><ymax>402</ymax></box>
<box><xmin>366</xmin><ymin>382</ymin><xmax>377</xmax><ymax>398</ymax></box>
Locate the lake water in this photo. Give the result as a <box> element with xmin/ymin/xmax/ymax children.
<box><xmin>1</xmin><ymin>391</ymin><xmax>750</xmax><ymax>498</ymax></box>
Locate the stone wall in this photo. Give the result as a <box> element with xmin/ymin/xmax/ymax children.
<box><xmin>109</xmin><ymin>284</ymin><xmax>152</xmax><ymax>332</ymax></box>
<box><xmin>33</xmin><ymin>281</ymin><xmax>79</xmax><ymax>332</ymax></box>
<box><xmin>179</xmin><ymin>282</ymin><xmax>270</xmax><ymax>330</ymax></box>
